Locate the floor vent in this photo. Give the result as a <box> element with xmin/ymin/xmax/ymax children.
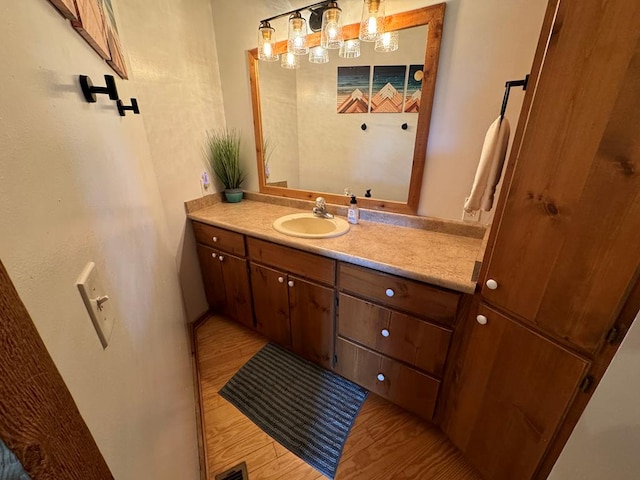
<box><xmin>215</xmin><ymin>462</ymin><xmax>248</xmax><ymax>480</ymax></box>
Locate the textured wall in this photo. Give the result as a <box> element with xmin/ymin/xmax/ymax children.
<box><xmin>116</xmin><ymin>0</ymin><xmax>226</xmax><ymax>322</ymax></box>
<box><xmin>210</xmin><ymin>0</ymin><xmax>547</xmax><ymax>221</ymax></box>
<box><xmin>0</xmin><ymin>1</ymin><xmax>215</xmax><ymax>478</ymax></box>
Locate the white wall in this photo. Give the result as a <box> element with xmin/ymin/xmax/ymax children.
<box><xmin>549</xmin><ymin>311</ymin><xmax>640</xmax><ymax>480</ymax></box>
<box><xmin>0</xmin><ymin>1</ymin><xmax>221</xmax><ymax>478</ymax></box>
<box><xmin>210</xmin><ymin>0</ymin><xmax>547</xmax><ymax>220</ymax></box>
<box><xmin>115</xmin><ymin>0</ymin><xmax>226</xmax><ymax>322</ymax></box>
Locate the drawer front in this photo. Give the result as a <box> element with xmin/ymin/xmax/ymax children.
<box><xmin>335</xmin><ymin>338</ymin><xmax>440</xmax><ymax>420</ymax></box>
<box><xmin>192</xmin><ymin>222</ymin><xmax>246</xmax><ymax>256</ymax></box>
<box><xmin>338</xmin><ymin>294</ymin><xmax>451</xmax><ymax>377</ymax></box>
<box><xmin>338</xmin><ymin>262</ymin><xmax>460</xmax><ymax>326</ymax></box>
<box><xmin>247</xmin><ymin>237</ymin><xmax>336</xmax><ymax>286</ymax></box>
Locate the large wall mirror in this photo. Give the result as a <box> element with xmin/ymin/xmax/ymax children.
<box><xmin>248</xmin><ymin>4</ymin><xmax>445</xmax><ymax>214</ymax></box>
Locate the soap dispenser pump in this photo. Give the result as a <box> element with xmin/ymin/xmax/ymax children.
<box><xmin>348</xmin><ymin>195</ymin><xmax>359</xmax><ymax>225</ymax></box>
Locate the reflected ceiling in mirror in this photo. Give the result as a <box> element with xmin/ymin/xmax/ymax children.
<box><xmin>249</xmin><ymin>4</ymin><xmax>446</xmax><ymax>214</ymax></box>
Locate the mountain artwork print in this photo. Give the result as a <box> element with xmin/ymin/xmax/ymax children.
<box><xmin>404</xmin><ymin>64</ymin><xmax>424</xmax><ymax>113</ymax></box>
<box><xmin>337</xmin><ymin>66</ymin><xmax>371</xmax><ymax>114</ymax></box>
<box><xmin>370</xmin><ymin>65</ymin><xmax>407</xmax><ymax>113</ymax></box>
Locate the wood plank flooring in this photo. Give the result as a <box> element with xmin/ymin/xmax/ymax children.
<box><xmin>195</xmin><ymin>315</ymin><xmax>482</xmax><ymax>480</ymax></box>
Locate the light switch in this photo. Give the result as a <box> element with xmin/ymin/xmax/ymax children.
<box><xmin>76</xmin><ymin>262</ymin><xmax>115</xmax><ymax>348</ymax></box>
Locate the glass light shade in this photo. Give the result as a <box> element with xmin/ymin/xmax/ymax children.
<box><xmin>339</xmin><ymin>39</ymin><xmax>361</xmax><ymax>58</ymax></box>
<box><xmin>321</xmin><ymin>2</ymin><xmax>344</xmax><ymax>49</ymax></box>
<box><xmin>374</xmin><ymin>30</ymin><xmax>399</xmax><ymax>53</ymax></box>
<box><xmin>258</xmin><ymin>23</ymin><xmax>279</xmax><ymax>61</ymax></box>
<box><xmin>359</xmin><ymin>0</ymin><xmax>385</xmax><ymax>42</ymax></box>
<box><xmin>287</xmin><ymin>12</ymin><xmax>309</xmax><ymax>55</ymax></box>
<box><xmin>281</xmin><ymin>52</ymin><xmax>300</xmax><ymax>69</ymax></box>
<box><xmin>308</xmin><ymin>46</ymin><xmax>329</xmax><ymax>64</ymax></box>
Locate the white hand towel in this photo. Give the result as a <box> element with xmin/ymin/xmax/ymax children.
<box><xmin>464</xmin><ymin>116</ymin><xmax>511</xmax><ymax>214</ymax></box>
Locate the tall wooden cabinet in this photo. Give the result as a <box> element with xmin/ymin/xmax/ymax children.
<box><xmin>442</xmin><ymin>0</ymin><xmax>640</xmax><ymax>478</ymax></box>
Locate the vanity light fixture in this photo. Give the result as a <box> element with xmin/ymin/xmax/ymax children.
<box><xmin>339</xmin><ymin>39</ymin><xmax>361</xmax><ymax>58</ymax></box>
<box><xmin>257</xmin><ymin>0</ymin><xmax>398</xmax><ymax>65</ymax></box>
<box><xmin>309</xmin><ymin>45</ymin><xmax>330</xmax><ymax>63</ymax></box>
<box><xmin>287</xmin><ymin>12</ymin><xmax>309</xmax><ymax>55</ymax></box>
<box><xmin>258</xmin><ymin>21</ymin><xmax>279</xmax><ymax>62</ymax></box>
<box><xmin>281</xmin><ymin>52</ymin><xmax>300</xmax><ymax>69</ymax></box>
<box><xmin>320</xmin><ymin>1</ymin><xmax>344</xmax><ymax>49</ymax></box>
<box><xmin>359</xmin><ymin>0</ymin><xmax>385</xmax><ymax>42</ymax></box>
<box><xmin>374</xmin><ymin>30</ymin><xmax>399</xmax><ymax>52</ymax></box>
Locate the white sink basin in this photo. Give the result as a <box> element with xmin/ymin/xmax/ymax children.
<box><xmin>273</xmin><ymin>213</ymin><xmax>350</xmax><ymax>239</ymax></box>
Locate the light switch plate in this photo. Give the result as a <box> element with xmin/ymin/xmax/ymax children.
<box><xmin>76</xmin><ymin>261</ymin><xmax>115</xmax><ymax>348</ymax></box>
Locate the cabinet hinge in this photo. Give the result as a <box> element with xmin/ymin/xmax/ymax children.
<box><xmin>334</xmin><ymin>354</ymin><xmax>338</xmax><ymax>365</ymax></box>
<box><xmin>579</xmin><ymin>375</ymin><xmax>595</xmax><ymax>393</ymax></box>
<box><xmin>606</xmin><ymin>326</ymin><xmax>622</xmax><ymax>345</ymax></box>
<box><xmin>335</xmin><ymin>296</ymin><xmax>339</xmax><ymax>307</ymax></box>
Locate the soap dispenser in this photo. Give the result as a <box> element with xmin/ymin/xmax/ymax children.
<box><xmin>348</xmin><ymin>195</ymin><xmax>359</xmax><ymax>225</ymax></box>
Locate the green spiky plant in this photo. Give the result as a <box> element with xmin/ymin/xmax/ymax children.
<box><xmin>205</xmin><ymin>129</ymin><xmax>247</xmax><ymax>191</ymax></box>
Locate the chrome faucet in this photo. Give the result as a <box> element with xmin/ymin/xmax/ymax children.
<box><xmin>312</xmin><ymin>197</ymin><xmax>334</xmax><ymax>219</ymax></box>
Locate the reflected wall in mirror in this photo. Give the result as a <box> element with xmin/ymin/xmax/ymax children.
<box><xmin>249</xmin><ymin>4</ymin><xmax>445</xmax><ymax>213</ymax></box>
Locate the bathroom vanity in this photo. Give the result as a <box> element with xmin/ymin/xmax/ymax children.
<box><xmin>187</xmin><ymin>195</ymin><xmax>484</xmax><ymax>424</ymax></box>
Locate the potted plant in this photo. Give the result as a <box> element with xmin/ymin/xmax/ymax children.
<box><xmin>205</xmin><ymin>129</ymin><xmax>247</xmax><ymax>203</ymax></box>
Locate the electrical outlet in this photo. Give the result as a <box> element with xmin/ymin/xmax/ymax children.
<box><xmin>76</xmin><ymin>262</ymin><xmax>115</xmax><ymax>348</ymax></box>
<box><xmin>462</xmin><ymin>209</ymin><xmax>481</xmax><ymax>223</ymax></box>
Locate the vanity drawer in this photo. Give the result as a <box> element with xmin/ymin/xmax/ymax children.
<box><xmin>335</xmin><ymin>338</ymin><xmax>440</xmax><ymax>420</ymax></box>
<box><xmin>338</xmin><ymin>294</ymin><xmax>451</xmax><ymax>377</ymax></box>
<box><xmin>193</xmin><ymin>222</ymin><xmax>246</xmax><ymax>256</ymax></box>
<box><xmin>338</xmin><ymin>263</ymin><xmax>460</xmax><ymax>326</ymax></box>
<box><xmin>247</xmin><ymin>237</ymin><xmax>336</xmax><ymax>286</ymax></box>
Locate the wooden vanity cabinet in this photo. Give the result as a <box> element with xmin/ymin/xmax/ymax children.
<box><xmin>247</xmin><ymin>238</ymin><xmax>336</xmax><ymax>370</ymax></box>
<box><xmin>193</xmin><ymin>222</ymin><xmax>253</xmax><ymax>328</ymax></box>
<box><xmin>335</xmin><ymin>262</ymin><xmax>461</xmax><ymax>420</ymax></box>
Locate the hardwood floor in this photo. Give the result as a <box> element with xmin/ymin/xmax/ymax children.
<box><xmin>195</xmin><ymin>315</ymin><xmax>481</xmax><ymax>480</ymax></box>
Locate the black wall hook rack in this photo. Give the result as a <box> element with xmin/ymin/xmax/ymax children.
<box><xmin>79</xmin><ymin>75</ymin><xmax>119</xmax><ymax>103</ymax></box>
<box><xmin>117</xmin><ymin>99</ymin><xmax>140</xmax><ymax>116</ymax></box>
<box><xmin>500</xmin><ymin>74</ymin><xmax>529</xmax><ymax>121</ymax></box>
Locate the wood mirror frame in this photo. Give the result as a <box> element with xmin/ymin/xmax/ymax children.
<box><xmin>248</xmin><ymin>3</ymin><xmax>445</xmax><ymax>214</ymax></box>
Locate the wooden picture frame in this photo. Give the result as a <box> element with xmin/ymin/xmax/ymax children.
<box><xmin>47</xmin><ymin>0</ymin><xmax>78</xmax><ymax>21</ymax></box>
<box><xmin>72</xmin><ymin>0</ymin><xmax>110</xmax><ymax>60</ymax></box>
<box><xmin>102</xmin><ymin>0</ymin><xmax>128</xmax><ymax>79</ymax></box>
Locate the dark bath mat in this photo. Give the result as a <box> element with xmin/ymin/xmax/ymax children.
<box><xmin>219</xmin><ymin>343</ymin><xmax>368</xmax><ymax>479</ymax></box>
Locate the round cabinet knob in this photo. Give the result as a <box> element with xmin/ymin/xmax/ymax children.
<box><xmin>476</xmin><ymin>314</ymin><xmax>488</xmax><ymax>325</ymax></box>
<box><xmin>381</xmin><ymin>329</ymin><xmax>390</xmax><ymax>337</ymax></box>
<box><xmin>486</xmin><ymin>279</ymin><xmax>499</xmax><ymax>290</ymax></box>
<box><xmin>212</xmin><ymin>236</ymin><xmax>218</xmax><ymax>243</ymax></box>
<box><xmin>288</xmin><ymin>280</ymin><xmax>294</xmax><ymax>287</ymax></box>
<box><xmin>385</xmin><ymin>288</ymin><xmax>395</xmax><ymax>297</ymax></box>
<box><xmin>211</xmin><ymin>252</ymin><xmax>217</xmax><ymax>259</ymax></box>
<box><xmin>218</xmin><ymin>255</ymin><xmax>224</xmax><ymax>262</ymax></box>
<box><xmin>377</xmin><ymin>373</ymin><xmax>385</xmax><ymax>382</ymax></box>
<box><xmin>277</xmin><ymin>276</ymin><xmax>284</xmax><ymax>284</ymax></box>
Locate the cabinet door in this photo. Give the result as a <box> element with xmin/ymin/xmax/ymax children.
<box><xmin>442</xmin><ymin>304</ymin><xmax>590</xmax><ymax>480</ymax></box>
<box><xmin>481</xmin><ymin>0</ymin><xmax>640</xmax><ymax>353</ymax></box>
<box><xmin>250</xmin><ymin>263</ymin><xmax>291</xmax><ymax>346</ymax></box>
<box><xmin>289</xmin><ymin>276</ymin><xmax>335</xmax><ymax>370</ymax></box>
<box><xmin>219</xmin><ymin>253</ymin><xmax>253</xmax><ymax>328</ymax></box>
<box><xmin>196</xmin><ymin>244</ymin><xmax>225</xmax><ymax>311</ymax></box>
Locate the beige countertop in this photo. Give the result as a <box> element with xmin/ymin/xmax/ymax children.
<box><xmin>187</xmin><ymin>198</ymin><xmax>485</xmax><ymax>294</ymax></box>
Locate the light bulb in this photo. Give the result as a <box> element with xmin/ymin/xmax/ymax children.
<box><xmin>360</xmin><ymin>0</ymin><xmax>385</xmax><ymax>42</ymax></box>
